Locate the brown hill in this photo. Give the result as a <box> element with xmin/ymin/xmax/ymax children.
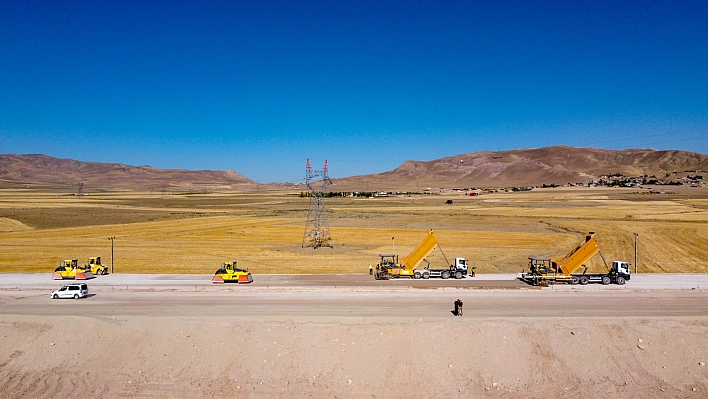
<box><xmin>332</xmin><ymin>146</ymin><xmax>708</xmax><ymax>190</ymax></box>
<box><xmin>2</xmin><ymin>147</ymin><xmax>707</xmax><ymax>192</ymax></box>
<box><xmin>0</xmin><ymin>154</ymin><xmax>256</xmax><ymax>191</ymax></box>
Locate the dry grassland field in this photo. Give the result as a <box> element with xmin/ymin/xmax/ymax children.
<box><xmin>1</xmin><ymin>186</ymin><xmax>708</xmax><ymax>398</ymax></box>
<box><xmin>0</xmin><ymin>186</ymin><xmax>707</xmax><ymax>274</ymax></box>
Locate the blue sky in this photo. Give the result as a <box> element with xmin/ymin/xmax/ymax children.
<box><xmin>1</xmin><ymin>0</ymin><xmax>706</xmax><ymax>183</ymax></box>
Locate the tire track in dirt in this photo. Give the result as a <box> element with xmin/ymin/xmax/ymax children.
<box><xmin>518</xmin><ymin>325</ymin><xmax>582</xmax><ymax>396</ymax></box>
<box><xmin>599</xmin><ymin>322</ymin><xmax>666</xmax><ymax>395</ymax></box>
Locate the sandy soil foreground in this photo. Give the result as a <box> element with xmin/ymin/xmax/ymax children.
<box><xmin>1</xmin><ymin>275</ymin><xmax>707</xmax><ymax>398</ymax></box>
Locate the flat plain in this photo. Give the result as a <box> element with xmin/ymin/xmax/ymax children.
<box><xmin>1</xmin><ymin>186</ymin><xmax>708</xmax><ymax>398</ymax></box>
<box><xmin>0</xmin><ymin>186</ymin><xmax>707</xmax><ymax>274</ymax></box>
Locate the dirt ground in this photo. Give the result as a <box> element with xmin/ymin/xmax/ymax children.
<box><xmin>1</xmin><ymin>276</ymin><xmax>708</xmax><ymax>398</ymax></box>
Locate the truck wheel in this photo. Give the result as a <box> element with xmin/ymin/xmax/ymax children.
<box><xmin>571</xmin><ymin>276</ymin><xmax>579</xmax><ymax>285</ymax></box>
<box><xmin>455</xmin><ymin>271</ymin><xmax>462</xmax><ymax>279</ymax></box>
<box><xmin>441</xmin><ymin>271</ymin><xmax>450</xmax><ymax>279</ymax></box>
<box><xmin>414</xmin><ymin>272</ymin><xmax>421</xmax><ymax>279</ymax></box>
<box><xmin>423</xmin><ymin>272</ymin><xmax>430</xmax><ymax>279</ymax></box>
<box><xmin>579</xmin><ymin>276</ymin><xmax>589</xmax><ymax>285</ymax></box>
<box><xmin>601</xmin><ymin>276</ymin><xmax>611</xmax><ymax>285</ymax></box>
<box><xmin>616</xmin><ymin>276</ymin><xmax>626</xmax><ymax>285</ymax></box>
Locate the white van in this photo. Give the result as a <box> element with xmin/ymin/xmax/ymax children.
<box><xmin>51</xmin><ymin>283</ymin><xmax>88</xmax><ymax>299</ymax></box>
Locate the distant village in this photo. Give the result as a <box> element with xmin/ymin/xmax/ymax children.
<box><xmin>300</xmin><ymin>170</ymin><xmax>705</xmax><ymax>198</ymax></box>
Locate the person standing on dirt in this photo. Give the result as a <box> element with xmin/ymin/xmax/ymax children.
<box><xmin>369</xmin><ymin>264</ymin><xmax>373</xmax><ymax>275</ymax></box>
<box><xmin>454</xmin><ymin>299</ymin><xmax>463</xmax><ymax>316</ymax></box>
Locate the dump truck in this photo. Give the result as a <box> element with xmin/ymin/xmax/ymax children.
<box><xmin>212</xmin><ymin>261</ymin><xmax>253</xmax><ymax>284</ymax></box>
<box><xmin>414</xmin><ymin>257</ymin><xmax>474</xmax><ymax>279</ymax></box>
<box><xmin>516</xmin><ymin>232</ymin><xmax>630</xmax><ymax>286</ymax></box>
<box><xmin>53</xmin><ymin>259</ymin><xmax>94</xmax><ymax>280</ymax></box>
<box><xmin>84</xmin><ymin>256</ymin><xmax>109</xmax><ymax>275</ymax></box>
<box><xmin>374</xmin><ymin>230</ymin><xmax>472</xmax><ymax>280</ymax></box>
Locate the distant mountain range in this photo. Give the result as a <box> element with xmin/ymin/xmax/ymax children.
<box><xmin>0</xmin><ymin>154</ymin><xmax>254</xmax><ymax>190</ymax></box>
<box><xmin>331</xmin><ymin>146</ymin><xmax>708</xmax><ymax>190</ymax></box>
<box><xmin>1</xmin><ymin>146</ymin><xmax>707</xmax><ymax>191</ymax></box>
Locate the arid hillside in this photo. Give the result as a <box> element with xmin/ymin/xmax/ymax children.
<box><xmin>2</xmin><ymin>147</ymin><xmax>708</xmax><ymax>192</ymax></box>
<box><xmin>0</xmin><ymin>154</ymin><xmax>255</xmax><ymax>191</ymax></box>
<box><xmin>333</xmin><ymin>146</ymin><xmax>708</xmax><ymax>190</ymax></box>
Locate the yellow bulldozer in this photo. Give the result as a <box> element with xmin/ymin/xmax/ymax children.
<box><xmin>53</xmin><ymin>259</ymin><xmax>94</xmax><ymax>280</ymax></box>
<box><xmin>84</xmin><ymin>256</ymin><xmax>109</xmax><ymax>275</ymax></box>
<box><xmin>212</xmin><ymin>261</ymin><xmax>253</xmax><ymax>284</ymax></box>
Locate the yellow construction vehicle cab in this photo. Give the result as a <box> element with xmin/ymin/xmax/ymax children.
<box><xmin>85</xmin><ymin>256</ymin><xmax>108</xmax><ymax>275</ymax></box>
<box><xmin>212</xmin><ymin>261</ymin><xmax>253</xmax><ymax>284</ymax></box>
<box><xmin>53</xmin><ymin>259</ymin><xmax>94</xmax><ymax>280</ymax></box>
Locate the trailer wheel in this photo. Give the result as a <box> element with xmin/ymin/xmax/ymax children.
<box><xmin>441</xmin><ymin>271</ymin><xmax>450</xmax><ymax>279</ymax></box>
<box><xmin>579</xmin><ymin>276</ymin><xmax>589</xmax><ymax>285</ymax></box>
<box><xmin>422</xmin><ymin>272</ymin><xmax>430</xmax><ymax>279</ymax></box>
<box><xmin>601</xmin><ymin>276</ymin><xmax>611</xmax><ymax>285</ymax></box>
<box><xmin>414</xmin><ymin>272</ymin><xmax>421</xmax><ymax>279</ymax></box>
<box><xmin>616</xmin><ymin>276</ymin><xmax>626</xmax><ymax>285</ymax></box>
<box><xmin>571</xmin><ymin>276</ymin><xmax>579</xmax><ymax>285</ymax></box>
<box><xmin>455</xmin><ymin>271</ymin><xmax>462</xmax><ymax>279</ymax></box>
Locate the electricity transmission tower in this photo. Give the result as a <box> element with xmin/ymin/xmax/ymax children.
<box><xmin>302</xmin><ymin>159</ymin><xmax>333</xmax><ymax>249</ymax></box>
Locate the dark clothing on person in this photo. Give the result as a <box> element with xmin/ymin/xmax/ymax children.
<box><xmin>454</xmin><ymin>299</ymin><xmax>464</xmax><ymax>316</ymax></box>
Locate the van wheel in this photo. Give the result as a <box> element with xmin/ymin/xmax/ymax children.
<box><xmin>52</xmin><ymin>294</ymin><xmax>58</xmax><ymax>299</ymax></box>
<box><xmin>74</xmin><ymin>294</ymin><xmax>79</xmax><ymax>299</ymax></box>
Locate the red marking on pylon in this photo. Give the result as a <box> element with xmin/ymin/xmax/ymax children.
<box><xmin>323</xmin><ymin>160</ymin><xmax>328</xmax><ymax>173</ymax></box>
<box><xmin>306</xmin><ymin>158</ymin><xmax>311</xmax><ymax>171</ymax></box>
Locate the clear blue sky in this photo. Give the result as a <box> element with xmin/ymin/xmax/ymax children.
<box><xmin>1</xmin><ymin>0</ymin><xmax>706</xmax><ymax>183</ymax></box>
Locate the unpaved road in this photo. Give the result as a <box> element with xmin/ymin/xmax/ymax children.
<box><xmin>4</xmin><ymin>272</ymin><xmax>708</xmax><ymax>290</ymax></box>
<box><xmin>1</xmin><ymin>274</ymin><xmax>708</xmax><ymax>398</ymax></box>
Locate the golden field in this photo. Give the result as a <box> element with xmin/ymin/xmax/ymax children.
<box><xmin>0</xmin><ymin>186</ymin><xmax>707</xmax><ymax>274</ymax></box>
